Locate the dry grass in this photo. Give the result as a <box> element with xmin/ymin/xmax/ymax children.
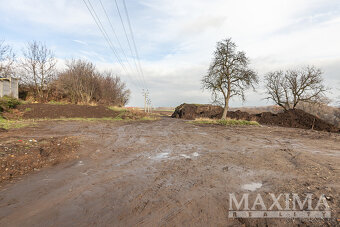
<box><xmin>190</xmin><ymin>117</ymin><xmax>260</xmax><ymax>126</ymax></box>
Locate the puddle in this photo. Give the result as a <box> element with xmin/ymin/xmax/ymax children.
<box><xmin>192</xmin><ymin>152</ymin><xmax>199</xmax><ymax>157</ymax></box>
<box><xmin>76</xmin><ymin>160</ymin><xmax>84</xmax><ymax>167</ymax></box>
<box><xmin>180</xmin><ymin>154</ymin><xmax>190</xmax><ymax>158</ymax></box>
<box><xmin>242</xmin><ymin>182</ymin><xmax>262</xmax><ymax>191</ymax></box>
<box><xmin>197</xmin><ymin>132</ymin><xmax>208</xmax><ymax>135</ymax></box>
<box><xmin>150</xmin><ymin>152</ymin><xmax>169</xmax><ymax>160</ymax></box>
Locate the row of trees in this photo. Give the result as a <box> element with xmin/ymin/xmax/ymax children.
<box><xmin>0</xmin><ymin>40</ymin><xmax>130</xmax><ymax>106</ymax></box>
<box><xmin>202</xmin><ymin>38</ymin><xmax>332</xmax><ymax>119</ymax></box>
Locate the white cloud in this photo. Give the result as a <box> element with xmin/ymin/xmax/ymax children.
<box><xmin>1</xmin><ymin>0</ymin><xmax>339</xmax><ymax>107</ymax></box>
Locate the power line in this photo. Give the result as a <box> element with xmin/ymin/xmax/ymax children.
<box><xmin>122</xmin><ymin>0</ymin><xmax>147</xmax><ymax>89</ymax></box>
<box><xmin>98</xmin><ymin>0</ymin><xmax>145</xmax><ymax>89</ymax></box>
<box><xmin>82</xmin><ymin>0</ymin><xmax>143</xmax><ymax>90</ymax></box>
<box><xmin>120</xmin><ymin>0</ymin><xmax>150</xmax><ymax>107</ymax></box>
<box><xmin>113</xmin><ymin>0</ymin><xmax>146</xmax><ymax>89</ymax></box>
<box><xmin>83</xmin><ymin>0</ymin><xmax>150</xmax><ymax>108</ymax></box>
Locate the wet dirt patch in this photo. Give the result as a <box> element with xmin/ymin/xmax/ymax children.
<box><xmin>0</xmin><ymin>118</ymin><xmax>339</xmax><ymax>226</ymax></box>
<box><xmin>242</xmin><ymin>182</ymin><xmax>263</xmax><ymax>191</ymax></box>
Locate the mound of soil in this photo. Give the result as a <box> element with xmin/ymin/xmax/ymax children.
<box><xmin>254</xmin><ymin>109</ymin><xmax>340</xmax><ymax>133</ymax></box>
<box><xmin>172</xmin><ymin>103</ymin><xmax>340</xmax><ymax>133</ymax></box>
<box><xmin>17</xmin><ymin>103</ymin><xmax>119</xmax><ymax>119</ymax></box>
<box><xmin>0</xmin><ymin>136</ymin><xmax>79</xmax><ymax>183</ymax></box>
<box><xmin>171</xmin><ymin>103</ymin><xmax>223</xmax><ymax>120</ymax></box>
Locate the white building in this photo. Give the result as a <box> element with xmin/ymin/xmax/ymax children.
<box><xmin>0</xmin><ymin>77</ymin><xmax>19</xmax><ymax>99</ymax></box>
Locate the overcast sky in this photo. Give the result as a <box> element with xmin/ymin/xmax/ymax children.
<box><xmin>0</xmin><ymin>0</ymin><xmax>339</xmax><ymax>107</ymax></box>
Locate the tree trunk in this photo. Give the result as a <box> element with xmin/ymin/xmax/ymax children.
<box><xmin>221</xmin><ymin>94</ymin><xmax>230</xmax><ymax>119</ymax></box>
<box><xmin>222</xmin><ymin>102</ymin><xmax>229</xmax><ymax>119</ymax></box>
<box><xmin>221</xmin><ymin>83</ymin><xmax>231</xmax><ymax>120</ymax></box>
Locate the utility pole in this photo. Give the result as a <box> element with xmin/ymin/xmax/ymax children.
<box><xmin>147</xmin><ymin>98</ymin><xmax>151</xmax><ymax>113</ymax></box>
<box><xmin>143</xmin><ymin>89</ymin><xmax>149</xmax><ymax>112</ymax></box>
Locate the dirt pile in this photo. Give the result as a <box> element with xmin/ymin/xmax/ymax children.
<box><xmin>172</xmin><ymin>103</ymin><xmax>340</xmax><ymax>132</ymax></box>
<box><xmin>0</xmin><ymin>136</ymin><xmax>79</xmax><ymax>183</ymax></box>
<box><xmin>17</xmin><ymin>103</ymin><xmax>119</xmax><ymax>119</ymax></box>
<box><xmin>171</xmin><ymin>103</ymin><xmax>223</xmax><ymax>120</ymax></box>
<box><xmin>254</xmin><ymin>109</ymin><xmax>340</xmax><ymax>133</ymax></box>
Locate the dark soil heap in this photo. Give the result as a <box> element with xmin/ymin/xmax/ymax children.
<box><xmin>17</xmin><ymin>103</ymin><xmax>119</xmax><ymax>119</ymax></box>
<box><xmin>171</xmin><ymin>103</ymin><xmax>223</xmax><ymax>120</ymax></box>
<box><xmin>254</xmin><ymin>109</ymin><xmax>339</xmax><ymax>132</ymax></box>
<box><xmin>172</xmin><ymin>103</ymin><xmax>340</xmax><ymax>133</ymax></box>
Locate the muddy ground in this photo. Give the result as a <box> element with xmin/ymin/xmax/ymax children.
<box><xmin>0</xmin><ymin>118</ymin><xmax>339</xmax><ymax>226</ymax></box>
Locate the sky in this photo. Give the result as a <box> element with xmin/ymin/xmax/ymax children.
<box><xmin>0</xmin><ymin>0</ymin><xmax>339</xmax><ymax>107</ymax></box>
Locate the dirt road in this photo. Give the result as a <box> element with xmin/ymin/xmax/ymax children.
<box><xmin>0</xmin><ymin>118</ymin><xmax>339</xmax><ymax>226</ymax></box>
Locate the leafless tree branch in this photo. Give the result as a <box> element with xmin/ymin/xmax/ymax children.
<box><xmin>264</xmin><ymin>66</ymin><xmax>328</xmax><ymax>110</ymax></box>
<box><xmin>0</xmin><ymin>40</ymin><xmax>15</xmax><ymax>78</ymax></box>
<box><xmin>19</xmin><ymin>41</ymin><xmax>57</xmax><ymax>101</ymax></box>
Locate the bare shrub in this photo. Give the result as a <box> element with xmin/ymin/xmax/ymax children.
<box><xmin>19</xmin><ymin>41</ymin><xmax>57</xmax><ymax>102</ymax></box>
<box><xmin>55</xmin><ymin>59</ymin><xmax>130</xmax><ymax>105</ymax></box>
<box><xmin>98</xmin><ymin>71</ymin><xmax>130</xmax><ymax>106</ymax></box>
<box><xmin>0</xmin><ymin>40</ymin><xmax>15</xmax><ymax>78</ymax></box>
<box><xmin>56</xmin><ymin>59</ymin><xmax>100</xmax><ymax>104</ymax></box>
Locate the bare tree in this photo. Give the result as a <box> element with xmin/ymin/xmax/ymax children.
<box><xmin>99</xmin><ymin>71</ymin><xmax>130</xmax><ymax>106</ymax></box>
<box><xmin>0</xmin><ymin>40</ymin><xmax>15</xmax><ymax>78</ymax></box>
<box><xmin>264</xmin><ymin>66</ymin><xmax>328</xmax><ymax>110</ymax></box>
<box><xmin>202</xmin><ymin>38</ymin><xmax>258</xmax><ymax>119</ymax></box>
<box><xmin>19</xmin><ymin>41</ymin><xmax>57</xmax><ymax>101</ymax></box>
<box><xmin>56</xmin><ymin>59</ymin><xmax>99</xmax><ymax>104</ymax></box>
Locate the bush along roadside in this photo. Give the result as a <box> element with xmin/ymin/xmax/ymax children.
<box><xmin>0</xmin><ymin>96</ymin><xmax>22</xmax><ymax>131</ymax></box>
<box><xmin>0</xmin><ymin>96</ymin><xmax>21</xmax><ymax>113</ymax></box>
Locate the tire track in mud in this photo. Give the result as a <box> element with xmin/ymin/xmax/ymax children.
<box><xmin>0</xmin><ymin>118</ymin><xmax>339</xmax><ymax>226</ymax></box>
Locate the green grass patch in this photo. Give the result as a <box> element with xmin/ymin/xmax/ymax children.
<box><xmin>0</xmin><ymin>117</ymin><xmax>36</xmax><ymax>129</ymax></box>
<box><xmin>139</xmin><ymin>116</ymin><xmax>159</xmax><ymax>121</ymax></box>
<box><xmin>190</xmin><ymin>118</ymin><xmax>260</xmax><ymax>126</ymax></box>
<box><xmin>24</xmin><ymin>107</ymin><xmax>32</xmax><ymax>112</ymax></box>
<box><xmin>47</xmin><ymin>100</ymin><xmax>68</xmax><ymax>105</ymax></box>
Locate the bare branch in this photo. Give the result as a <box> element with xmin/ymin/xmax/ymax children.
<box><xmin>0</xmin><ymin>40</ymin><xmax>15</xmax><ymax>78</ymax></box>
<box><xmin>19</xmin><ymin>41</ymin><xmax>57</xmax><ymax>102</ymax></box>
<box><xmin>264</xmin><ymin>66</ymin><xmax>328</xmax><ymax>110</ymax></box>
